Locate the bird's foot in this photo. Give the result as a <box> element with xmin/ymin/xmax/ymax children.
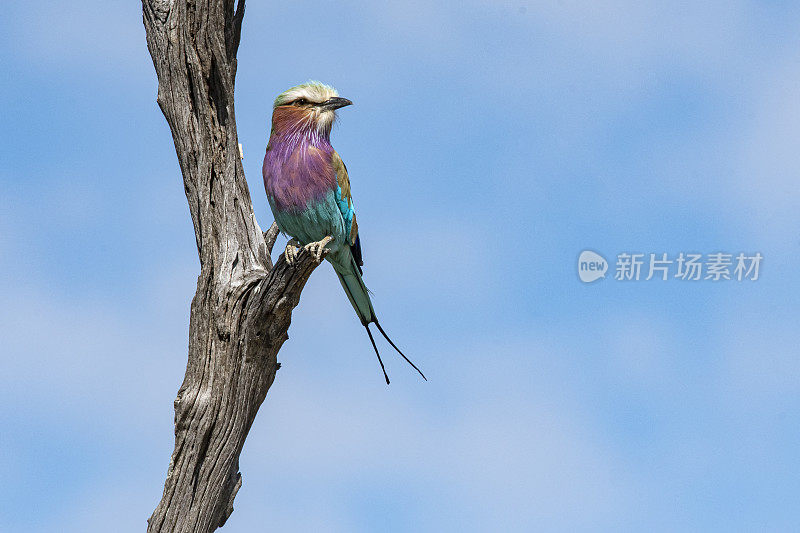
<box><xmin>284</xmin><ymin>238</ymin><xmax>301</xmax><ymax>265</ymax></box>
<box><xmin>304</xmin><ymin>236</ymin><xmax>333</xmax><ymax>262</ymax></box>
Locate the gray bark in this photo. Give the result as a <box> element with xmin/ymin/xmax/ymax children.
<box><xmin>142</xmin><ymin>1</ymin><xmax>324</xmax><ymax>530</ymax></box>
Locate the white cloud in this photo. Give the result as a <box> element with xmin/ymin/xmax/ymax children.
<box><xmin>233</xmin><ymin>337</ymin><xmax>635</xmax><ymax>530</ymax></box>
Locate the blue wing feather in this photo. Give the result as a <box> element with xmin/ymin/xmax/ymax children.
<box><xmin>332</xmin><ymin>152</ymin><xmax>363</xmax><ymax>272</ymax></box>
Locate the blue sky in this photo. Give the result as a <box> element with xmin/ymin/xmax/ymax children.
<box><xmin>2</xmin><ymin>1</ymin><xmax>800</xmax><ymax>531</ymax></box>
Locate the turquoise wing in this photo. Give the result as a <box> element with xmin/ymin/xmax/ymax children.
<box><xmin>332</xmin><ymin>151</ymin><xmax>363</xmax><ymax>271</ymax></box>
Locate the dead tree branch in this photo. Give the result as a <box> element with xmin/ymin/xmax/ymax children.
<box><xmin>142</xmin><ymin>1</ymin><xmax>323</xmax><ymax>530</ymax></box>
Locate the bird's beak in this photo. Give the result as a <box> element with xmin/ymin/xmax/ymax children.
<box><xmin>319</xmin><ymin>97</ymin><xmax>353</xmax><ymax>111</ymax></box>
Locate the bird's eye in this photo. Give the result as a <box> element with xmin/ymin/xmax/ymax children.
<box><xmin>294</xmin><ymin>98</ymin><xmax>307</xmax><ymax>106</ymax></box>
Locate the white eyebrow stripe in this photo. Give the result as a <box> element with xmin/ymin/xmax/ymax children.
<box><xmin>274</xmin><ymin>82</ymin><xmax>339</xmax><ymax>107</ymax></box>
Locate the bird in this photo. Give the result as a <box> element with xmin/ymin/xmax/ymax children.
<box><xmin>261</xmin><ymin>81</ymin><xmax>425</xmax><ymax>384</ymax></box>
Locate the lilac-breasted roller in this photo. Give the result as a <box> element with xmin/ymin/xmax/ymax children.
<box><xmin>262</xmin><ymin>81</ymin><xmax>425</xmax><ymax>384</ymax></box>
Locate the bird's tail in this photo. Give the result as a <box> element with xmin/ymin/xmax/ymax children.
<box><xmin>332</xmin><ymin>254</ymin><xmax>427</xmax><ymax>384</ymax></box>
<box><xmin>333</xmin><ymin>253</ymin><xmax>376</xmax><ymax>325</ymax></box>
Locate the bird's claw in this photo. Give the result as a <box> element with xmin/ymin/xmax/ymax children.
<box><xmin>304</xmin><ymin>236</ymin><xmax>333</xmax><ymax>263</ymax></box>
<box><xmin>284</xmin><ymin>238</ymin><xmax>300</xmax><ymax>265</ymax></box>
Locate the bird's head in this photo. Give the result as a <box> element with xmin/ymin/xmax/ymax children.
<box><xmin>271</xmin><ymin>81</ymin><xmax>352</xmax><ymax>139</ymax></box>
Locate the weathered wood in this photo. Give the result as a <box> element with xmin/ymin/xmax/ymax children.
<box><xmin>142</xmin><ymin>1</ymin><xmax>323</xmax><ymax>530</ymax></box>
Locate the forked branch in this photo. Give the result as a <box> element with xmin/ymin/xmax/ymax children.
<box><xmin>142</xmin><ymin>1</ymin><xmax>321</xmax><ymax>530</ymax></box>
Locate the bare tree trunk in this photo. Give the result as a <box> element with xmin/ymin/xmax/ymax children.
<box><xmin>142</xmin><ymin>1</ymin><xmax>322</xmax><ymax>530</ymax></box>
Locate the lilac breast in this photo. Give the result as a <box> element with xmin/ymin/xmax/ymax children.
<box><xmin>263</xmin><ymin>136</ymin><xmax>336</xmax><ymax>213</ymax></box>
